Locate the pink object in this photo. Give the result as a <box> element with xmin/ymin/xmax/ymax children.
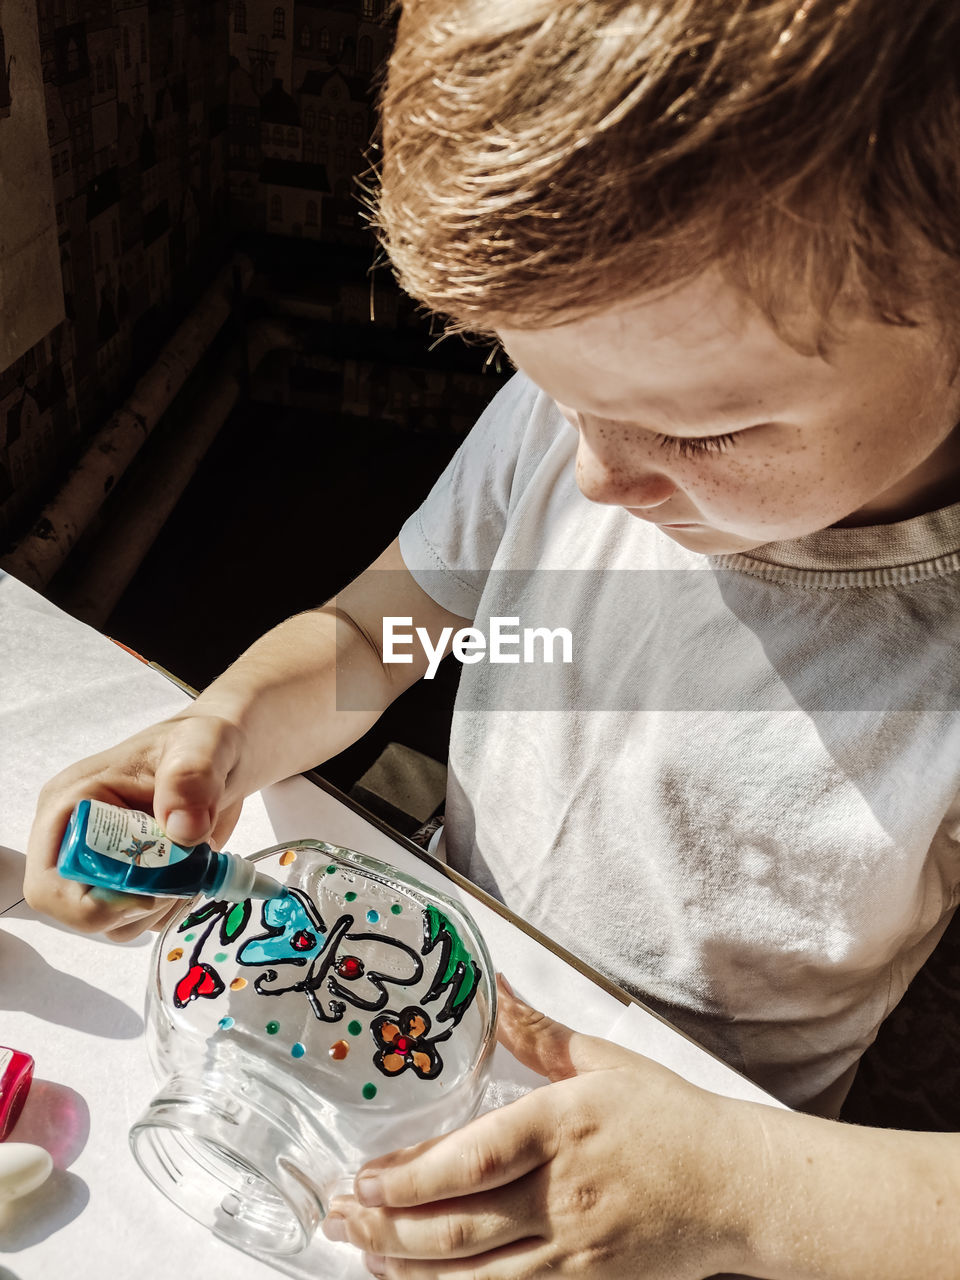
<box><xmin>0</xmin><ymin>1048</ymin><xmax>34</xmax><ymax>1141</ymax></box>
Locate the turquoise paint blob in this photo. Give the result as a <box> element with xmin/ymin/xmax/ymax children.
<box><xmin>218</xmin><ymin>1016</ymin><xmax>235</xmax><ymax>1030</ymax></box>
<box><xmin>183</xmin><ymin>933</ymin><xmax>195</xmax><ymax>942</ymax></box>
<box><xmin>214</xmin><ymin>952</ymin><xmax>228</xmax><ymax>963</ymax></box>
<box><xmin>291</xmin><ymin>1043</ymin><xmax>306</xmax><ymax>1059</ymax></box>
<box><xmin>362</xmin><ymin>1083</ymin><xmax>377</xmax><ymax>1101</ymax></box>
<box><xmin>390</xmin><ymin>904</ymin><xmax>402</xmax><ymax>915</ymax></box>
<box><xmin>347</xmin><ymin>1020</ymin><xmax>362</xmax><ymax>1036</ymax></box>
<box><xmin>365</xmin><ymin>909</ymin><xmax>380</xmax><ymax>924</ymax></box>
<box><xmin>55</xmin><ymin>799</ymin><xmax>283</xmax><ymax>903</ymax></box>
<box><xmin>265</xmin><ymin>1021</ymin><xmax>280</xmax><ymax>1036</ymax></box>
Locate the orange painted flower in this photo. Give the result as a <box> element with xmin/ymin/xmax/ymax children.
<box><xmin>371</xmin><ymin>1006</ymin><xmax>443</xmax><ymax>1080</ymax></box>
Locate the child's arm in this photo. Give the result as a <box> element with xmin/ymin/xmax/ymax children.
<box><xmin>24</xmin><ymin>537</ymin><xmax>469</xmax><ymax>937</ymax></box>
<box><xmin>322</xmin><ymin>982</ymin><xmax>960</xmax><ymax>1279</ymax></box>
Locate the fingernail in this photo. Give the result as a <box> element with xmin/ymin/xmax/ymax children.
<box><xmin>322</xmin><ymin>1213</ymin><xmax>347</xmax><ymax>1243</ymax></box>
<box><xmin>355</xmin><ymin>1173</ymin><xmax>384</xmax><ymax>1207</ymax></box>
<box><xmin>362</xmin><ymin>1254</ymin><xmax>387</xmax><ymax>1278</ymax></box>
<box><xmin>164</xmin><ymin>809</ymin><xmax>205</xmax><ymax>844</ymax></box>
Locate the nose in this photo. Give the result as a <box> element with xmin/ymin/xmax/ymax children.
<box><xmin>574</xmin><ymin>432</ymin><xmax>677</xmax><ymax>509</ymax></box>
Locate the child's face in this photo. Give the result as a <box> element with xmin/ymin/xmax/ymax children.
<box><xmin>498</xmin><ymin>271</ymin><xmax>960</xmax><ymax>555</ymax></box>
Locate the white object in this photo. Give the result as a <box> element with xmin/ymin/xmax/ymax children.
<box><xmin>399</xmin><ymin>370</ymin><xmax>960</xmax><ymax>1113</ymax></box>
<box><xmin>0</xmin><ymin>1143</ymin><xmax>53</xmax><ymax>1203</ymax></box>
<box><xmin>0</xmin><ymin>569</ymin><xmax>782</xmax><ymax>1280</ymax></box>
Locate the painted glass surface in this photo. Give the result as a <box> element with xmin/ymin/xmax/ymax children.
<box><xmin>131</xmin><ymin>840</ymin><xmax>496</xmax><ymax>1259</ymax></box>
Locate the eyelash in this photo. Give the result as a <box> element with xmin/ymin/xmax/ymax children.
<box><xmin>653</xmin><ymin>431</ymin><xmax>742</xmax><ymax>459</ymax></box>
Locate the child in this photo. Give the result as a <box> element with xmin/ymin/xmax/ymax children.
<box><xmin>26</xmin><ymin>0</ymin><xmax>960</xmax><ymax>1274</ymax></box>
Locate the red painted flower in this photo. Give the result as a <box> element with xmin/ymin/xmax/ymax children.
<box><xmin>370</xmin><ymin>1006</ymin><xmax>443</xmax><ymax>1080</ymax></box>
<box><xmin>174</xmin><ymin>962</ymin><xmax>225</xmax><ymax>1008</ymax></box>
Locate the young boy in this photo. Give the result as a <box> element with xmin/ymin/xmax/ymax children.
<box><xmin>25</xmin><ymin>0</ymin><xmax>960</xmax><ymax>1274</ymax></box>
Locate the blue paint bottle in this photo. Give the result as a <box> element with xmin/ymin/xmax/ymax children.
<box><xmin>57</xmin><ymin>799</ymin><xmax>284</xmax><ymax>902</ymax></box>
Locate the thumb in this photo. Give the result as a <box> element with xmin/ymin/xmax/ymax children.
<box><xmin>495</xmin><ymin>974</ymin><xmax>641</xmax><ymax>1082</ymax></box>
<box><xmin>153</xmin><ymin>715</ymin><xmax>244</xmax><ymax>847</ymax></box>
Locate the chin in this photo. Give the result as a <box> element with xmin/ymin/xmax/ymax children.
<box><xmin>651</xmin><ymin>522</ymin><xmax>769</xmax><ymax>556</ymax></box>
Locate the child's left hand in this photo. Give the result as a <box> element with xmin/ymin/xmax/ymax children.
<box><xmin>322</xmin><ymin>978</ymin><xmax>762</xmax><ymax>1278</ymax></box>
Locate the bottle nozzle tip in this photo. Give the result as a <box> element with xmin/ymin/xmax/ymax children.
<box><xmin>249</xmin><ymin>871</ymin><xmax>286</xmax><ymax>900</ymax></box>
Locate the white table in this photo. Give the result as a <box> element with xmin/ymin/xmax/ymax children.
<box><xmin>0</xmin><ymin>570</ymin><xmax>780</xmax><ymax>1280</ymax></box>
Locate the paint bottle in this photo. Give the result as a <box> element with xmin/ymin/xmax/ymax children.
<box><xmin>129</xmin><ymin>839</ymin><xmax>496</xmax><ymax>1265</ymax></box>
<box><xmin>0</xmin><ymin>1046</ymin><xmax>34</xmax><ymax>1141</ymax></box>
<box><xmin>56</xmin><ymin>799</ymin><xmax>283</xmax><ymax>903</ymax></box>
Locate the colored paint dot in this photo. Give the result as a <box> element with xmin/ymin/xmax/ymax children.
<box><xmin>291</xmin><ymin>1043</ymin><xmax>306</xmax><ymax>1059</ymax></box>
<box><xmin>344</xmin><ymin>891</ymin><xmax>357</xmax><ymax>902</ymax></box>
<box><xmin>266</xmin><ymin>1021</ymin><xmax>280</xmax><ymax>1035</ymax></box>
<box><xmin>229</xmin><ymin>977</ymin><xmax>247</xmax><ymax>991</ymax></box>
<box><xmin>218</xmin><ymin>1016</ymin><xmax>235</xmax><ymax>1030</ymax></box>
<box><xmin>329</xmin><ymin>1040</ymin><xmax>349</xmax><ymax>1060</ymax></box>
<box><xmin>279</xmin><ymin>849</ymin><xmax>297</xmax><ymax>866</ymax></box>
<box><xmin>214</xmin><ymin>952</ymin><xmax>228</xmax><ymax>963</ymax></box>
<box><xmin>362</xmin><ymin>1083</ymin><xmax>377</xmax><ymax>1101</ymax></box>
<box><xmin>395</xmin><ymin>1036</ymin><xmax>409</xmax><ymax>1054</ymax></box>
<box><xmin>183</xmin><ymin>933</ymin><xmax>195</xmax><ymax>942</ymax></box>
<box><xmin>347</xmin><ymin>1020</ymin><xmax>362</xmax><ymax>1036</ymax></box>
<box><xmin>366</xmin><ymin>909</ymin><xmax>380</xmax><ymax>924</ymax></box>
<box><xmin>390</xmin><ymin>904</ymin><xmax>402</xmax><ymax>915</ymax></box>
<box><xmin>166</xmin><ymin>947</ymin><xmax>183</xmax><ymax>962</ymax></box>
<box><xmin>326</xmin><ymin>864</ymin><xmax>337</xmax><ymax>874</ymax></box>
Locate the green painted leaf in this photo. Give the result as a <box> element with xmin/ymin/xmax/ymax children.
<box><xmin>222</xmin><ymin>899</ymin><xmax>251</xmax><ymax>942</ymax></box>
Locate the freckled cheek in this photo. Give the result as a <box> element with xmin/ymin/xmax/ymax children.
<box><xmin>682</xmin><ymin>454</ymin><xmax>816</xmax><ymax>521</ymax></box>
<box><xmin>677</xmin><ymin>457</ymin><xmax>759</xmax><ymax>503</ymax></box>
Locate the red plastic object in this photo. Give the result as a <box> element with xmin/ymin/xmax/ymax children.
<box><xmin>0</xmin><ymin>1047</ymin><xmax>34</xmax><ymax>1141</ymax></box>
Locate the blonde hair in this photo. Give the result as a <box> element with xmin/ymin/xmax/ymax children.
<box><xmin>374</xmin><ymin>0</ymin><xmax>960</xmax><ymax>348</ymax></box>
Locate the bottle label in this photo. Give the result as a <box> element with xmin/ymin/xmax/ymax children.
<box><xmin>86</xmin><ymin>799</ymin><xmax>189</xmax><ymax>868</ymax></box>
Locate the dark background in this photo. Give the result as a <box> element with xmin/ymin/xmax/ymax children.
<box><xmin>103</xmin><ymin>292</ymin><xmax>480</xmax><ymax>795</ymax></box>
<box><xmin>0</xmin><ymin>2</ymin><xmax>510</xmax><ymax>801</ymax></box>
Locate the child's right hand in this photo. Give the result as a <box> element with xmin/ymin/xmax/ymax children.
<box><xmin>23</xmin><ymin>713</ymin><xmax>247</xmax><ymax>941</ymax></box>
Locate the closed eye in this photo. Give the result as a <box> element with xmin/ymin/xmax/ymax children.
<box><xmin>653</xmin><ymin>430</ymin><xmax>743</xmax><ymax>459</ymax></box>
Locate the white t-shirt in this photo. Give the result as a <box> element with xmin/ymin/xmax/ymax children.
<box><xmin>398</xmin><ymin>372</ymin><xmax>960</xmax><ymax>1113</ymax></box>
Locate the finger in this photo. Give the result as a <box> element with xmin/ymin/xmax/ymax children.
<box><xmin>22</xmin><ymin>716</ymin><xmax>242</xmax><ymax>935</ymax></box>
<box><xmin>152</xmin><ymin>716</ymin><xmax>244</xmax><ymax>846</ymax></box>
<box><xmin>496</xmin><ymin>975</ymin><xmax>639</xmax><ymax>1081</ymax></box>
<box><xmin>24</xmin><ymin>798</ymin><xmax>153</xmax><ymax>934</ymax></box>
<box><xmin>23</xmin><ymin>729</ymin><xmax>167</xmax><ymax>929</ymax></box>
<box><xmin>353</xmin><ymin>1089</ymin><xmax>561</xmax><ymax>1209</ymax></box>
<box><xmin>359</xmin><ymin>1238</ymin><xmax>546</xmax><ymax>1280</ymax></box>
<box><xmin>148</xmin><ymin>897</ymin><xmax>193</xmax><ymax>934</ymax></box>
<box><xmin>209</xmin><ymin>796</ymin><xmax>244</xmax><ymax>851</ymax></box>
<box><xmin>102</xmin><ymin>897</ymin><xmax>182</xmax><ymax>943</ymax></box>
<box><xmin>325</xmin><ymin>1174</ymin><xmax>543</xmax><ymax>1261</ymax></box>
<box><xmin>33</xmin><ymin>888</ymin><xmax>157</xmax><ymax>937</ymax></box>
<box><xmin>26</xmin><ymin>762</ymin><xmax>155</xmax><ymax>882</ymax></box>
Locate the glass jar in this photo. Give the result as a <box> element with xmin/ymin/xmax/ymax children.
<box><xmin>129</xmin><ymin>840</ymin><xmax>496</xmax><ymax>1260</ymax></box>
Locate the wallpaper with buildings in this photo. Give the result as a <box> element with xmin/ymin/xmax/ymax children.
<box><xmin>0</xmin><ymin>0</ymin><xmax>497</xmax><ymax>553</ymax></box>
<box><xmin>0</xmin><ymin>0</ymin><xmax>64</xmax><ymax>373</ymax></box>
<box><xmin>0</xmin><ymin>0</ymin><xmax>233</xmax><ymax>543</ymax></box>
